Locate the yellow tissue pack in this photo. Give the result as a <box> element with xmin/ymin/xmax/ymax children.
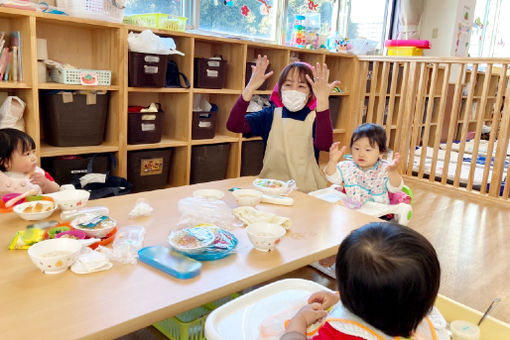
<box><xmin>8</xmin><ymin>228</ymin><xmax>45</xmax><ymax>250</ymax></box>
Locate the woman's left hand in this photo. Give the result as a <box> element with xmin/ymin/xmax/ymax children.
<box><xmin>305</xmin><ymin>63</ymin><xmax>340</xmax><ymax>111</ymax></box>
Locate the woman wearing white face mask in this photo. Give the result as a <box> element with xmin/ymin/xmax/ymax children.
<box><xmin>227</xmin><ymin>55</ymin><xmax>340</xmax><ymax>193</ymax></box>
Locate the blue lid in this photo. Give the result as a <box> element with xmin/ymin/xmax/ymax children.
<box><xmin>138</xmin><ymin>245</ymin><xmax>202</xmax><ymax>279</ymax></box>
<box><xmin>296</xmin><ymin>15</ymin><xmax>305</xmax><ymax>20</ymax></box>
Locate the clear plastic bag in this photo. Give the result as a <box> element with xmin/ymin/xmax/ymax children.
<box><xmin>97</xmin><ymin>225</ymin><xmax>145</xmax><ymax>264</ymax></box>
<box><xmin>177</xmin><ymin>196</ymin><xmax>242</xmax><ymax>230</ymax></box>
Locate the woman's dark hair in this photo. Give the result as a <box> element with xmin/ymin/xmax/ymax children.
<box><xmin>350</xmin><ymin>123</ymin><xmax>387</xmax><ymax>153</ymax></box>
<box><xmin>335</xmin><ymin>222</ymin><xmax>440</xmax><ymax>337</ymax></box>
<box><xmin>0</xmin><ymin>128</ymin><xmax>36</xmax><ymax>171</ymax></box>
<box><xmin>277</xmin><ymin>62</ymin><xmax>314</xmax><ymax>101</ymax></box>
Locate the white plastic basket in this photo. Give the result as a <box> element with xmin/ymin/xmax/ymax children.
<box><xmin>50</xmin><ymin>68</ymin><xmax>112</xmax><ymax>85</ymax></box>
<box><xmin>56</xmin><ymin>0</ymin><xmax>125</xmax><ymax>23</ymax></box>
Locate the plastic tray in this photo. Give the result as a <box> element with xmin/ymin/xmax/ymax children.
<box><xmin>205</xmin><ymin>279</ymin><xmax>329</xmax><ymax>340</ymax></box>
<box><xmin>138</xmin><ymin>245</ymin><xmax>202</xmax><ymax>279</ymax></box>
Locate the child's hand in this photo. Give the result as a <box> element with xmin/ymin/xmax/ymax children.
<box><xmin>305</xmin><ymin>63</ymin><xmax>341</xmax><ymax>112</ymax></box>
<box><xmin>329</xmin><ymin>142</ymin><xmax>346</xmax><ymax>163</ymax></box>
<box><xmin>30</xmin><ymin>173</ymin><xmax>59</xmax><ymax>193</ymax></box>
<box><xmin>285</xmin><ymin>302</ymin><xmax>328</xmax><ymax>334</ymax></box>
<box><xmin>387</xmin><ymin>152</ymin><xmax>401</xmax><ymax>173</ymax></box>
<box><xmin>308</xmin><ymin>291</ymin><xmax>340</xmax><ymax>310</ymax></box>
<box><xmin>242</xmin><ymin>54</ymin><xmax>273</xmax><ymax>101</ymax></box>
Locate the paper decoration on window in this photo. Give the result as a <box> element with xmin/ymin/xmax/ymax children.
<box><xmin>257</xmin><ymin>0</ymin><xmax>272</xmax><ymax>15</ymax></box>
<box><xmin>241</xmin><ymin>5</ymin><xmax>250</xmax><ymax>16</ymax></box>
<box><xmin>224</xmin><ymin>0</ymin><xmax>233</xmax><ymax>6</ymax></box>
<box><xmin>308</xmin><ymin>0</ymin><xmax>318</xmax><ymax>11</ymax></box>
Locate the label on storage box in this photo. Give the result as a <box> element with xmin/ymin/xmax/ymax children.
<box><xmin>206</xmin><ymin>69</ymin><xmax>219</xmax><ymax>78</ymax></box>
<box><xmin>140</xmin><ymin>158</ymin><xmax>164</xmax><ymax>176</ymax></box>
<box><xmin>198</xmin><ymin>121</ymin><xmax>211</xmax><ymax>128</ymax></box>
<box><xmin>141</xmin><ymin>123</ymin><xmax>156</xmax><ymax>131</ymax></box>
<box><xmin>207</xmin><ymin>60</ymin><xmax>220</xmax><ymax>67</ymax></box>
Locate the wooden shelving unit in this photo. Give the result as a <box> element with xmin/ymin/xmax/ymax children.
<box><xmin>0</xmin><ymin>7</ymin><xmax>358</xmax><ymax>190</ymax></box>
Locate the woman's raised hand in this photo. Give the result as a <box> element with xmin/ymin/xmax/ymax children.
<box><xmin>306</xmin><ymin>63</ymin><xmax>340</xmax><ymax>111</ymax></box>
<box><xmin>242</xmin><ymin>55</ymin><xmax>273</xmax><ymax>101</ymax></box>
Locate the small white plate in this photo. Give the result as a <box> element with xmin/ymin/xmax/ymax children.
<box><xmin>192</xmin><ymin>189</ymin><xmax>225</xmax><ymax>200</ymax></box>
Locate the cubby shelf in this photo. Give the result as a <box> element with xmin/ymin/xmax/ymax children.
<box><xmin>0</xmin><ymin>7</ymin><xmax>357</xmax><ymax>190</ymax></box>
<box><xmin>40</xmin><ymin>143</ymin><xmax>120</xmax><ymax>157</ymax></box>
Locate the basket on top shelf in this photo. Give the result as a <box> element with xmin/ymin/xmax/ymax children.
<box><xmin>123</xmin><ymin>13</ymin><xmax>187</xmax><ymax>32</ymax></box>
<box><xmin>56</xmin><ymin>0</ymin><xmax>125</xmax><ymax>23</ymax></box>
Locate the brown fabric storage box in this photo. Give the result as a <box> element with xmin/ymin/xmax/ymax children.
<box><xmin>191</xmin><ymin>143</ymin><xmax>230</xmax><ymax>184</ymax></box>
<box><xmin>192</xmin><ymin>111</ymin><xmax>217</xmax><ymax>139</ymax></box>
<box><xmin>128</xmin><ymin>109</ymin><xmax>164</xmax><ymax>144</ymax></box>
<box><xmin>129</xmin><ymin>51</ymin><xmax>168</xmax><ymax>87</ymax></box>
<box><xmin>245</xmin><ymin>62</ymin><xmax>271</xmax><ymax>90</ymax></box>
<box><xmin>194</xmin><ymin>57</ymin><xmax>227</xmax><ymax>88</ymax></box>
<box><xmin>42</xmin><ymin>153</ymin><xmax>110</xmax><ymax>185</ymax></box>
<box><xmin>329</xmin><ymin>96</ymin><xmax>341</xmax><ymax>128</ymax></box>
<box><xmin>40</xmin><ymin>91</ymin><xmax>108</xmax><ymax>147</ymax></box>
<box><xmin>127</xmin><ymin>148</ymin><xmax>172</xmax><ymax>192</ymax></box>
<box><xmin>241</xmin><ymin>140</ymin><xmax>265</xmax><ymax>176</ymax></box>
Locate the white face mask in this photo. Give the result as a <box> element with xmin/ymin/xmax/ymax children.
<box><xmin>281</xmin><ymin>90</ymin><xmax>308</xmax><ymax>112</ymax></box>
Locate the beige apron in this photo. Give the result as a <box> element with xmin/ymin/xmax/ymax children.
<box><xmin>259</xmin><ymin>107</ymin><xmax>329</xmax><ymax>193</ymax></box>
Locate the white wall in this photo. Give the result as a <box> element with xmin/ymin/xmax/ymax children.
<box><xmin>420</xmin><ymin>0</ymin><xmax>476</xmax><ymax>56</ymax></box>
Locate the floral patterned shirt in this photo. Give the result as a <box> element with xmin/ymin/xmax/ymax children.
<box><xmin>325</xmin><ymin>159</ymin><xmax>402</xmax><ymax>205</ymax></box>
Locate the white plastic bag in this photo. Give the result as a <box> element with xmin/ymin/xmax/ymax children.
<box><xmin>128</xmin><ymin>29</ymin><xmax>185</xmax><ymax>55</ymax></box>
<box><xmin>177</xmin><ymin>196</ymin><xmax>242</xmax><ymax>230</ymax></box>
<box><xmin>0</xmin><ymin>96</ymin><xmax>25</xmax><ymax>131</ymax></box>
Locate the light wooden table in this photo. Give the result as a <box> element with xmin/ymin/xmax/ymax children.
<box><xmin>0</xmin><ymin>177</ymin><xmax>376</xmax><ymax>340</ymax></box>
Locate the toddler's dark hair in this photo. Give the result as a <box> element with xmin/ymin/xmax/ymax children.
<box><xmin>0</xmin><ymin>128</ymin><xmax>36</xmax><ymax>171</ymax></box>
<box><xmin>335</xmin><ymin>222</ymin><xmax>440</xmax><ymax>337</ymax></box>
<box><xmin>350</xmin><ymin>123</ymin><xmax>387</xmax><ymax>153</ymax></box>
<box><xmin>277</xmin><ymin>62</ymin><xmax>314</xmax><ymax>99</ymax></box>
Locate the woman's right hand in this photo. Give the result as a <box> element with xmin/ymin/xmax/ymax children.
<box><xmin>242</xmin><ymin>54</ymin><xmax>273</xmax><ymax>101</ymax></box>
<box><xmin>308</xmin><ymin>291</ymin><xmax>340</xmax><ymax>310</ymax></box>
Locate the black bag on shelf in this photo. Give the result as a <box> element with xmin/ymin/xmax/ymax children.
<box><xmin>165</xmin><ymin>60</ymin><xmax>190</xmax><ymax>88</ymax></box>
<box><xmin>71</xmin><ymin>153</ymin><xmax>132</xmax><ymax>200</ymax></box>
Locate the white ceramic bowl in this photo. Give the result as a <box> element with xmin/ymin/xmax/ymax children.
<box><xmin>232</xmin><ymin>189</ymin><xmax>263</xmax><ymax>206</ymax></box>
<box><xmin>168</xmin><ymin>227</ymin><xmax>215</xmax><ymax>254</ymax></box>
<box><xmin>192</xmin><ymin>189</ymin><xmax>225</xmax><ymax>200</ymax></box>
<box><xmin>28</xmin><ymin>238</ymin><xmax>82</xmax><ymax>274</ymax></box>
<box><xmin>246</xmin><ymin>222</ymin><xmax>286</xmax><ymax>252</ymax></box>
<box><xmin>70</xmin><ymin>214</ymin><xmax>117</xmax><ymax>238</ymax></box>
<box><xmin>13</xmin><ymin>200</ymin><xmax>58</xmax><ymax>221</ymax></box>
<box><xmin>50</xmin><ymin>189</ymin><xmax>90</xmax><ymax>211</ymax></box>
<box><xmin>252</xmin><ymin>178</ymin><xmax>287</xmax><ymax>195</ymax></box>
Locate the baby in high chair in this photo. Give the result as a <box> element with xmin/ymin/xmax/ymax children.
<box><xmin>282</xmin><ymin>222</ymin><xmax>441</xmax><ymax>340</ymax></box>
<box><xmin>324</xmin><ymin>123</ymin><xmax>411</xmax><ymax>225</ymax></box>
<box><xmin>0</xmin><ymin>128</ymin><xmax>59</xmax><ymax>197</ymax></box>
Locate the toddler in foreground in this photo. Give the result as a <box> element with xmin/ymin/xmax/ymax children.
<box><xmin>283</xmin><ymin>222</ymin><xmax>441</xmax><ymax>339</ymax></box>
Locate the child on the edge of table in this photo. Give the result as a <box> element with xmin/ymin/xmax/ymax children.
<box><xmin>0</xmin><ymin>128</ymin><xmax>59</xmax><ymax>197</ymax></box>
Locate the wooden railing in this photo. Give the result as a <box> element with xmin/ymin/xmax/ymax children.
<box><xmin>355</xmin><ymin>57</ymin><xmax>510</xmax><ymax>202</ymax></box>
